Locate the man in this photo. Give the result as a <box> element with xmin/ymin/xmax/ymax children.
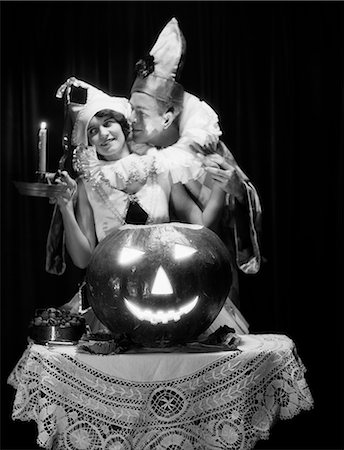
<box><xmin>129</xmin><ymin>18</ymin><xmax>262</xmax><ymax>332</ymax></box>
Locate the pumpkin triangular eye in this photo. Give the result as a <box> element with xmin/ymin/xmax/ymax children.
<box><xmin>118</xmin><ymin>247</ymin><xmax>145</xmax><ymax>265</ymax></box>
<box><xmin>174</xmin><ymin>244</ymin><xmax>197</xmax><ymax>260</ymax></box>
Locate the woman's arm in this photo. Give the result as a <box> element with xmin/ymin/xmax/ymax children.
<box><xmin>170</xmin><ymin>180</ymin><xmax>225</xmax><ymax>231</ymax></box>
<box><xmin>55</xmin><ymin>172</ymin><xmax>97</xmax><ymax>268</ymax></box>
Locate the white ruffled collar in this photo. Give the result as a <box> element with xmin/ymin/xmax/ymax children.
<box><xmin>73</xmin><ymin>145</ymin><xmax>165</xmax><ymax>191</ymax></box>
<box><xmin>72</xmin><ymin>143</ymin><xmax>205</xmax><ymax>192</ymax></box>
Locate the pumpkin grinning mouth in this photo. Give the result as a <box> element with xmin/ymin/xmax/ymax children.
<box><xmin>124</xmin><ymin>296</ymin><xmax>198</xmax><ymax>325</ymax></box>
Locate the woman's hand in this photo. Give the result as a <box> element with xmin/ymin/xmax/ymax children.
<box><xmin>50</xmin><ymin>171</ymin><xmax>77</xmax><ymax>210</ymax></box>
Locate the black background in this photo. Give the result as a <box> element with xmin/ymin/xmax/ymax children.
<box><xmin>1</xmin><ymin>2</ymin><xmax>343</xmax><ymax>449</ymax></box>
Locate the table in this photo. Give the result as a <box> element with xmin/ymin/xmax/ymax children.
<box><xmin>8</xmin><ymin>334</ymin><xmax>314</xmax><ymax>450</ymax></box>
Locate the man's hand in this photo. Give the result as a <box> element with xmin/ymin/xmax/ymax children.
<box><xmin>189</xmin><ymin>140</ymin><xmax>218</xmax><ymax>156</ymax></box>
<box><xmin>200</xmin><ymin>154</ymin><xmax>246</xmax><ymax>202</ymax></box>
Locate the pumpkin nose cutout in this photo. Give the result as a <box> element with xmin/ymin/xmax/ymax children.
<box><xmin>151</xmin><ymin>266</ymin><xmax>173</xmax><ymax>295</ymax></box>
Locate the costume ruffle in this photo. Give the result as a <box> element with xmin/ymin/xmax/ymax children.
<box><xmin>74</xmin><ymin>144</ymin><xmax>205</xmax><ymax>189</ymax></box>
<box><xmin>148</xmin><ymin>147</ymin><xmax>205</xmax><ymax>185</ymax></box>
<box><xmin>73</xmin><ymin>145</ymin><xmax>159</xmax><ymax>191</ymax></box>
<box><xmin>179</xmin><ymin>92</ymin><xmax>222</xmax><ymax>147</ymax></box>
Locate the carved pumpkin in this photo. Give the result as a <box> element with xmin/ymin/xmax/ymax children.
<box><xmin>86</xmin><ymin>223</ymin><xmax>232</xmax><ymax>346</ymax></box>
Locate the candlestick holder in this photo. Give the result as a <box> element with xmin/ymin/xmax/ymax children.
<box><xmin>15</xmin><ymin>89</ymin><xmax>73</xmax><ymax>199</ymax></box>
<box><xmin>14</xmin><ymin>171</ymin><xmax>68</xmax><ymax>198</ymax></box>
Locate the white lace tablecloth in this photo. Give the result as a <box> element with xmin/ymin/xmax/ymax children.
<box><xmin>8</xmin><ymin>334</ymin><xmax>314</xmax><ymax>450</ymax></box>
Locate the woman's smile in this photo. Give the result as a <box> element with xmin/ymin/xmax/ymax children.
<box><xmin>87</xmin><ymin>114</ymin><xmax>129</xmax><ymax>160</ymax></box>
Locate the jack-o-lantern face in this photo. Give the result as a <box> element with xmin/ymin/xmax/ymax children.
<box><xmin>86</xmin><ymin>223</ymin><xmax>232</xmax><ymax>346</ymax></box>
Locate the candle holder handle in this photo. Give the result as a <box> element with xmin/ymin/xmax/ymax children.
<box><xmin>58</xmin><ymin>135</ymin><xmax>69</xmax><ymax>171</ymax></box>
<box><xmin>57</xmin><ymin>90</ymin><xmax>73</xmax><ymax>172</ymax></box>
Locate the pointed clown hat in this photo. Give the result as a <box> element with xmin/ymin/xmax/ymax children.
<box><xmin>130</xmin><ymin>17</ymin><xmax>186</xmax><ymax>106</ymax></box>
<box><xmin>56</xmin><ymin>77</ymin><xmax>132</xmax><ymax>146</ymax></box>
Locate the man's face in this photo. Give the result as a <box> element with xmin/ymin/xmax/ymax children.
<box><xmin>129</xmin><ymin>92</ymin><xmax>165</xmax><ymax>145</ymax></box>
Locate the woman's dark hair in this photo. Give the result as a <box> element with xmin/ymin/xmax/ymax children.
<box><xmin>94</xmin><ymin>109</ymin><xmax>131</xmax><ymax>139</ymax></box>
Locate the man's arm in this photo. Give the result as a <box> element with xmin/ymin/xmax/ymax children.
<box><xmin>202</xmin><ymin>142</ymin><xmax>262</xmax><ymax>274</ymax></box>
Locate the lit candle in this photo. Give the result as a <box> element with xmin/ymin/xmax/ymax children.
<box><xmin>38</xmin><ymin>121</ymin><xmax>47</xmax><ymax>173</ymax></box>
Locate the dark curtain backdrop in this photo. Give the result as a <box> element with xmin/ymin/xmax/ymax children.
<box><xmin>1</xmin><ymin>2</ymin><xmax>343</xmax><ymax>449</ymax></box>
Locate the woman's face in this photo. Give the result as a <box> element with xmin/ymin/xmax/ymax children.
<box><xmin>87</xmin><ymin>114</ymin><xmax>129</xmax><ymax>161</ymax></box>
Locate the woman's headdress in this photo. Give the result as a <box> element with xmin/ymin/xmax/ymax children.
<box><xmin>130</xmin><ymin>17</ymin><xmax>186</xmax><ymax>105</ymax></box>
<box><xmin>56</xmin><ymin>77</ymin><xmax>131</xmax><ymax>146</ymax></box>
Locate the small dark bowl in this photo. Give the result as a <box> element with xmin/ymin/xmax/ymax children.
<box><xmin>29</xmin><ymin>323</ymin><xmax>86</xmax><ymax>344</ymax></box>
